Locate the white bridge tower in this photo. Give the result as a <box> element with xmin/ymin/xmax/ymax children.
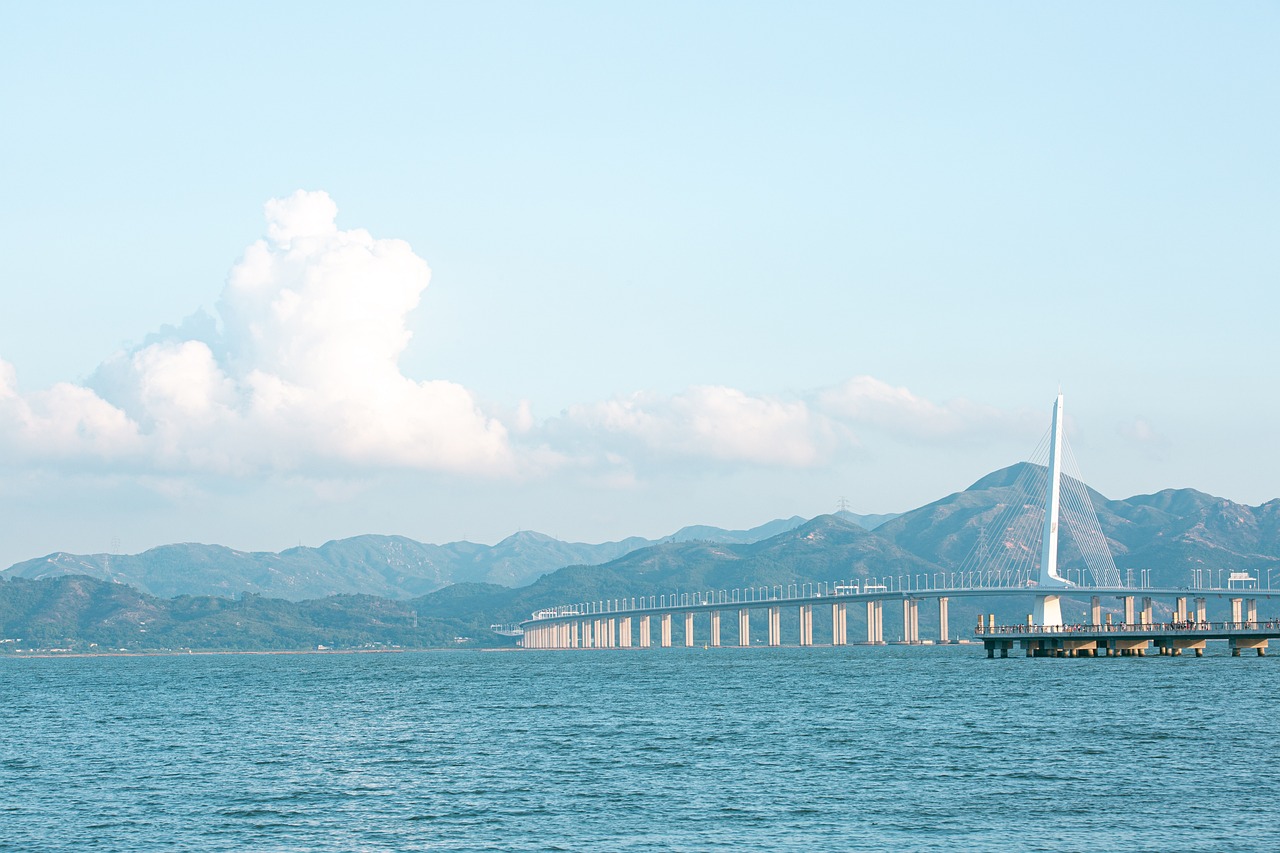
<box><xmin>1033</xmin><ymin>393</ymin><xmax>1071</xmax><ymax>625</ymax></box>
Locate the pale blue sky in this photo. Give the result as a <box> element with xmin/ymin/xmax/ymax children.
<box><xmin>1</xmin><ymin>2</ymin><xmax>1276</xmax><ymax>568</ymax></box>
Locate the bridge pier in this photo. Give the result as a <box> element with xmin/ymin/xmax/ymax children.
<box><xmin>738</xmin><ymin>608</ymin><xmax>750</xmax><ymax>647</ymax></box>
<box><xmin>799</xmin><ymin>604</ymin><xmax>813</xmax><ymax>646</ymax></box>
<box><xmin>832</xmin><ymin>603</ymin><xmax>847</xmax><ymax>645</ymax></box>
<box><xmin>1175</xmin><ymin>597</ymin><xmax>1187</xmax><ymax>623</ymax></box>
<box><xmin>1141</xmin><ymin>597</ymin><xmax>1153</xmax><ymax>626</ymax></box>
<box><xmin>1123</xmin><ymin>596</ymin><xmax>1135</xmax><ymax>625</ymax></box>
<box><xmin>684</xmin><ymin>612</ymin><xmax>695</xmax><ymax>647</ymax></box>
<box><xmin>710</xmin><ymin>610</ymin><xmax>721</xmax><ymax>647</ymax></box>
<box><xmin>768</xmin><ymin>607</ymin><xmax>781</xmax><ymax>647</ymax></box>
<box><xmin>1232</xmin><ymin>598</ymin><xmax>1243</xmax><ymax>625</ymax></box>
<box><xmin>639</xmin><ymin>615</ymin><xmax>651</xmax><ymax>648</ymax></box>
<box><xmin>1090</xmin><ymin>596</ymin><xmax>1101</xmax><ymax>627</ymax></box>
<box><xmin>1248</xmin><ymin>599</ymin><xmax>1258</xmax><ymax>626</ymax></box>
<box><xmin>660</xmin><ymin>613</ymin><xmax>672</xmax><ymax>648</ymax></box>
<box><xmin>938</xmin><ymin>597</ymin><xmax>949</xmax><ymax>643</ymax></box>
<box><xmin>619</xmin><ymin>617</ymin><xmax>631</xmax><ymax>647</ymax></box>
<box><xmin>865</xmin><ymin>600</ymin><xmax>883</xmax><ymax>644</ymax></box>
<box><xmin>1196</xmin><ymin>597</ymin><xmax>1207</xmax><ymax>624</ymax></box>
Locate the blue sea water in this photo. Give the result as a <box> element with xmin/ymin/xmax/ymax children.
<box><xmin>3</xmin><ymin>645</ymin><xmax>1279</xmax><ymax>852</ymax></box>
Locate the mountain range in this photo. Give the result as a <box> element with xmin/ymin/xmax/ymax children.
<box><xmin>2</xmin><ymin>513</ymin><xmax>890</xmax><ymax>601</ymax></box>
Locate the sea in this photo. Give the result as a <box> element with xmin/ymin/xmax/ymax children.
<box><xmin>4</xmin><ymin>645</ymin><xmax>1279</xmax><ymax>852</ymax></box>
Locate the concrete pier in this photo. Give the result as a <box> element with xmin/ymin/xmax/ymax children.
<box><xmin>938</xmin><ymin>597</ymin><xmax>949</xmax><ymax>643</ymax></box>
<box><xmin>738</xmin><ymin>608</ymin><xmax>750</xmax><ymax>647</ymax></box>
<box><xmin>639</xmin><ymin>614</ymin><xmax>651</xmax><ymax>648</ymax></box>
<box><xmin>866</xmin><ymin>600</ymin><xmax>883</xmax><ymax>644</ymax></box>
<box><xmin>710</xmin><ymin>610</ymin><xmax>721</xmax><ymax>647</ymax></box>
<box><xmin>660</xmin><ymin>613</ymin><xmax>672</xmax><ymax>648</ymax></box>
<box><xmin>833</xmin><ymin>603</ymin><xmax>848</xmax><ymax>645</ymax></box>
<box><xmin>684</xmin><ymin>612</ymin><xmax>695</xmax><ymax>648</ymax></box>
<box><xmin>768</xmin><ymin>606</ymin><xmax>781</xmax><ymax>647</ymax></box>
<box><xmin>799</xmin><ymin>604</ymin><xmax>813</xmax><ymax>646</ymax></box>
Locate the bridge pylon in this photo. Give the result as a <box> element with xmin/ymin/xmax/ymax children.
<box><xmin>1034</xmin><ymin>393</ymin><xmax>1071</xmax><ymax>626</ymax></box>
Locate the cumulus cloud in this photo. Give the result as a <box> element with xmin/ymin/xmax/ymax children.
<box><xmin>0</xmin><ymin>360</ymin><xmax>142</xmax><ymax>463</ymax></box>
<box><xmin>7</xmin><ymin>190</ymin><xmax>514</xmax><ymax>476</ymax></box>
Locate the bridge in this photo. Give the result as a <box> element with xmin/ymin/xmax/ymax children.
<box><xmin>520</xmin><ymin>394</ymin><xmax>1280</xmax><ymax>656</ymax></box>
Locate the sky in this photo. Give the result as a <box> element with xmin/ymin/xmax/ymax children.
<box><xmin>1</xmin><ymin>2</ymin><xmax>1277</xmax><ymax>568</ymax></box>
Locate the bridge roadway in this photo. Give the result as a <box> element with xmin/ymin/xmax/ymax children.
<box><xmin>518</xmin><ymin>584</ymin><xmax>1280</xmax><ymax>651</ymax></box>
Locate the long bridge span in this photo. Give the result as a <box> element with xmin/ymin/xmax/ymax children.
<box><xmin>520</xmin><ymin>394</ymin><xmax>1280</xmax><ymax>657</ymax></box>
<box><xmin>519</xmin><ymin>580</ymin><xmax>1280</xmax><ymax>653</ymax></box>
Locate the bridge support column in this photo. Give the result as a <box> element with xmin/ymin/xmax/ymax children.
<box><xmin>1231</xmin><ymin>598</ymin><xmax>1243</xmax><ymax>626</ymax></box>
<box><xmin>768</xmin><ymin>607</ymin><xmax>781</xmax><ymax>647</ymax></box>
<box><xmin>710</xmin><ymin>611</ymin><xmax>721</xmax><ymax>647</ymax></box>
<box><xmin>910</xmin><ymin>600</ymin><xmax>919</xmax><ymax>644</ymax></box>
<box><xmin>660</xmin><ymin>613</ymin><xmax>672</xmax><ymax>648</ymax></box>
<box><xmin>570</xmin><ymin>621</ymin><xmax>579</xmax><ymax>648</ymax></box>
<box><xmin>738</xmin><ymin>608</ymin><xmax>750</xmax><ymax>647</ymax></box>
<box><xmin>1195</xmin><ymin>597</ymin><xmax>1207</xmax><ymax>624</ymax></box>
<box><xmin>1247</xmin><ymin>599</ymin><xmax>1258</xmax><ymax>627</ymax></box>
<box><xmin>1175</xmin><ymin>597</ymin><xmax>1187</xmax><ymax>623</ymax></box>
<box><xmin>607</xmin><ymin>618</ymin><xmax>616</xmax><ymax>648</ymax></box>
<box><xmin>938</xmin><ymin>597</ymin><xmax>949</xmax><ymax>643</ymax></box>
<box><xmin>1033</xmin><ymin>595</ymin><xmax>1062</xmax><ymax>627</ymax></box>
<box><xmin>1230</xmin><ymin>636</ymin><xmax>1268</xmax><ymax>656</ymax></box>
<box><xmin>876</xmin><ymin>600</ymin><xmax>884</xmax><ymax>643</ymax></box>
<box><xmin>799</xmin><ymin>605</ymin><xmax>813</xmax><ymax>646</ymax></box>
<box><xmin>684</xmin><ymin>612</ymin><xmax>695</xmax><ymax>647</ymax></box>
<box><xmin>1090</xmin><ymin>596</ymin><xmax>1101</xmax><ymax>627</ymax></box>
<box><xmin>639</xmin><ymin>615</ymin><xmax>651</xmax><ymax>648</ymax></box>
<box><xmin>832</xmin><ymin>603</ymin><xmax>847</xmax><ymax>645</ymax></box>
<box><xmin>867</xmin><ymin>602</ymin><xmax>877</xmax><ymax>643</ymax></box>
<box><xmin>619</xmin><ymin>617</ymin><xmax>631</xmax><ymax>648</ymax></box>
<box><xmin>1141</xmin><ymin>597</ymin><xmax>1152</xmax><ymax>626</ymax></box>
<box><xmin>902</xmin><ymin>600</ymin><xmax>912</xmax><ymax>644</ymax></box>
<box><xmin>1123</xmin><ymin>596</ymin><xmax>1135</xmax><ymax>626</ymax></box>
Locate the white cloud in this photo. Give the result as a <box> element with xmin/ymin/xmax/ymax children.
<box><xmin>0</xmin><ymin>360</ymin><xmax>142</xmax><ymax>464</ymax></box>
<box><xmin>7</xmin><ymin>191</ymin><xmax>515</xmax><ymax>477</ymax></box>
<box><xmin>561</xmin><ymin>385</ymin><xmax>842</xmax><ymax>468</ymax></box>
<box><xmin>815</xmin><ymin>375</ymin><xmax>1022</xmax><ymax>441</ymax></box>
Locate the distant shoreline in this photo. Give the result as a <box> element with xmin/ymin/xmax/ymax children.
<box><xmin>1</xmin><ymin>646</ymin><xmax>519</xmax><ymax>660</ymax></box>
